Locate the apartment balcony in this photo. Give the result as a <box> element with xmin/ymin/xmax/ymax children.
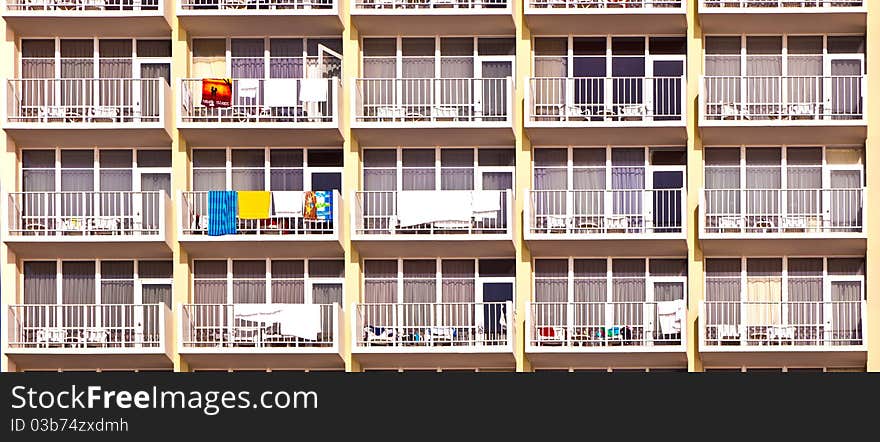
<box><xmin>699</xmin><ymin>300</ymin><xmax>867</xmax><ymax>368</ymax></box>
<box><xmin>3</xmin><ymin>191</ymin><xmax>173</xmax><ymax>259</ymax></box>
<box><xmin>178</xmin><ymin>190</ymin><xmax>343</xmax><ymax>258</ymax></box>
<box><xmin>352</xmin><ymin>302</ymin><xmax>515</xmax><ymax>370</ymax></box>
<box><xmin>5</xmin><ymin>78</ymin><xmax>172</xmax><ymax>147</ymax></box>
<box><xmin>526</xmin><ymin>76</ymin><xmax>687</xmax><ymax>145</ymax></box>
<box><xmin>699</xmin><ymin>75</ymin><xmax>867</xmax><ymax>145</ymax></box>
<box><xmin>2</xmin><ymin>0</ymin><xmax>172</xmax><ymax>37</ymax></box>
<box><xmin>352</xmin><ymin>190</ymin><xmax>514</xmax><ymax>257</ymax></box>
<box><xmin>352</xmin><ymin>77</ymin><xmax>515</xmax><ymax>146</ymax></box>
<box><xmin>699</xmin><ymin>188</ymin><xmax>866</xmax><ymax>255</ymax></box>
<box><xmin>178</xmin><ymin>303</ymin><xmax>344</xmax><ymax>370</ymax></box>
<box><xmin>178</xmin><ymin>78</ymin><xmax>342</xmax><ymax>147</ymax></box>
<box><xmin>525</xmin><ymin>189</ymin><xmax>687</xmax><ymax>256</ymax></box>
<box><xmin>526</xmin><ymin>302</ymin><xmax>687</xmax><ymax>369</ymax></box>
<box><xmin>525</xmin><ymin>1</ymin><xmax>686</xmax><ymax>35</ymax></box>
<box><xmin>699</xmin><ymin>1</ymin><xmax>866</xmax><ymax>34</ymax></box>
<box><xmin>3</xmin><ymin>303</ymin><xmax>174</xmax><ymax>370</ymax></box>
<box><xmin>351</xmin><ymin>0</ymin><xmax>513</xmax><ymax>35</ymax></box>
<box><xmin>177</xmin><ymin>0</ymin><xmax>342</xmax><ymax>36</ymax></box>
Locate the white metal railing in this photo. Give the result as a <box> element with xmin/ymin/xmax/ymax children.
<box><xmin>528</xmin><ymin>301</ymin><xmax>685</xmax><ymax>347</ymax></box>
<box><xmin>702</xmin><ymin>1</ymin><xmax>863</xmax><ymax>8</ymax></box>
<box><xmin>180</xmin><ymin>190</ymin><xmax>338</xmax><ymax>236</ymax></box>
<box><xmin>529</xmin><ymin>0</ymin><xmax>682</xmax><ymax>9</ymax></box>
<box><xmin>179</xmin><ymin>0</ymin><xmax>333</xmax><ymax>9</ymax></box>
<box><xmin>702</xmin><ymin>75</ymin><xmax>865</xmax><ymax>121</ymax></box>
<box><xmin>180</xmin><ymin>303</ymin><xmax>338</xmax><ymax>348</ymax></box>
<box><xmin>6</xmin><ymin>191</ymin><xmax>164</xmax><ymax>237</ymax></box>
<box><xmin>701</xmin><ymin>188</ymin><xmax>864</xmax><ymax>234</ymax></box>
<box><xmin>5</xmin><ymin>0</ymin><xmax>160</xmax><ymax>10</ymax></box>
<box><xmin>354</xmin><ymin>77</ymin><xmax>513</xmax><ymax>123</ymax></box>
<box><xmin>180</xmin><ymin>78</ymin><xmax>338</xmax><ymax>124</ymax></box>
<box><xmin>701</xmin><ymin>300</ymin><xmax>865</xmax><ymax>347</ymax></box>
<box><xmin>7</xmin><ymin>78</ymin><xmax>165</xmax><ymax>124</ymax></box>
<box><xmin>353</xmin><ymin>189</ymin><xmax>511</xmax><ymax>236</ymax></box>
<box><xmin>528</xmin><ymin>189</ymin><xmax>685</xmax><ymax>235</ymax></box>
<box><xmin>529</xmin><ymin>77</ymin><xmax>685</xmax><ymax>123</ymax></box>
<box><xmin>354</xmin><ymin>0</ymin><xmax>507</xmax><ymax>8</ymax></box>
<box><xmin>7</xmin><ymin>303</ymin><xmax>167</xmax><ymax>349</ymax></box>
<box><xmin>354</xmin><ymin>302</ymin><xmax>514</xmax><ymax>348</ymax></box>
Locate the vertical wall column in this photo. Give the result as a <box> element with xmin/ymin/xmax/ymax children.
<box><xmin>1</xmin><ymin>23</ymin><xmax>18</xmax><ymax>373</ymax></box>
<box><xmin>865</xmin><ymin>4</ymin><xmax>880</xmax><ymax>372</ymax></box>
<box><xmin>686</xmin><ymin>0</ymin><xmax>704</xmax><ymax>372</ymax></box>
<box><xmin>171</xmin><ymin>19</ymin><xmax>190</xmax><ymax>373</ymax></box>
<box><xmin>514</xmin><ymin>4</ymin><xmax>532</xmax><ymax>373</ymax></box>
<box><xmin>342</xmin><ymin>6</ymin><xmax>362</xmax><ymax>373</ymax></box>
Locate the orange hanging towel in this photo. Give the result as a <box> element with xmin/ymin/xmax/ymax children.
<box><xmin>201</xmin><ymin>78</ymin><xmax>232</xmax><ymax>108</ymax></box>
<box><xmin>303</xmin><ymin>191</ymin><xmax>318</xmax><ymax>220</ymax></box>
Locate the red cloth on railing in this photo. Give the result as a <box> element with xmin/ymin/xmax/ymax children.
<box><xmin>201</xmin><ymin>78</ymin><xmax>232</xmax><ymax>108</ymax></box>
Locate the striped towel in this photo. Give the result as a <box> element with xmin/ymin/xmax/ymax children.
<box><xmin>208</xmin><ymin>190</ymin><xmax>237</xmax><ymax>236</ymax></box>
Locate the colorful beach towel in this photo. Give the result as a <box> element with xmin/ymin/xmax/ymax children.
<box><xmin>208</xmin><ymin>190</ymin><xmax>237</xmax><ymax>236</ymax></box>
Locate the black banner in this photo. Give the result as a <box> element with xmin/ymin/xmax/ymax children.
<box><xmin>1</xmin><ymin>372</ymin><xmax>877</xmax><ymax>440</ymax></box>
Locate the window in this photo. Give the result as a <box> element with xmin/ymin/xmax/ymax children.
<box><xmin>101</xmin><ymin>261</ymin><xmax>134</xmax><ymax>304</ymax></box>
<box><xmin>192</xmin><ymin>38</ymin><xmax>343</xmax><ymax>79</ymax></box>
<box><xmin>192</xmin><ymin>147</ymin><xmax>343</xmax><ymax>191</ymax></box>
<box><xmin>194</xmin><ymin>259</ymin><xmax>344</xmax><ymax>305</ymax></box>
<box><xmin>363</xmin><ymin>147</ymin><xmax>514</xmax><ymax>192</ymax></box>
<box><xmin>21</xmin><ymin>38</ymin><xmax>171</xmax><ymax>79</ymax></box>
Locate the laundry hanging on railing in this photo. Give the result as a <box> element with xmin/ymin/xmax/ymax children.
<box><xmin>302</xmin><ymin>190</ymin><xmax>333</xmax><ymax>221</ymax></box>
<box><xmin>201</xmin><ymin>78</ymin><xmax>232</xmax><ymax>108</ymax></box>
<box><xmin>238</xmin><ymin>191</ymin><xmax>271</xmax><ymax>220</ymax></box>
<box><xmin>207</xmin><ymin>190</ymin><xmax>237</xmax><ymax>236</ymax></box>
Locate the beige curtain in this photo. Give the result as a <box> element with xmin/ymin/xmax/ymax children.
<box><xmin>745</xmin><ymin>277</ymin><xmax>781</xmax><ymax>326</ymax></box>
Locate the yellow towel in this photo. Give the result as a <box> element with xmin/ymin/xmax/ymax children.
<box><xmin>238</xmin><ymin>191</ymin><xmax>271</xmax><ymax>220</ymax></box>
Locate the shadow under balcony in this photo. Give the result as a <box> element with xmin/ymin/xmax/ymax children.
<box><xmin>2</xmin><ymin>0</ymin><xmax>172</xmax><ymax>37</ymax></box>
<box><xmin>698</xmin><ymin>1</ymin><xmax>866</xmax><ymax>34</ymax></box>
<box><xmin>177</xmin><ymin>0</ymin><xmax>343</xmax><ymax>36</ymax></box>
<box><xmin>525</xmin><ymin>0</ymin><xmax>687</xmax><ymax>35</ymax></box>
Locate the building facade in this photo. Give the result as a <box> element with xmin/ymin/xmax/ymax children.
<box><xmin>1</xmin><ymin>1</ymin><xmax>877</xmax><ymax>372</ymax></box>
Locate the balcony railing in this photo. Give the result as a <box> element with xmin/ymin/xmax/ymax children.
<box><xmin>179</xmin><ymin>0</ymin><xmax>333</xmax><ymax>9</ymax></box>
<box><xmin>701</xmin><ymin>300</ymin><xmax>865</xmax><ymax>347</ymax></box>
<box><xmin>354</xmin><ymin>302</ymin><xmax>514</xmax><ymax>348</ymax></box>
<box><xmin>701</xmin><ymin>188</ymin><xmax>864</xmax><ymax>235</ymax></box>
<box><xmin>6</xmin><ymin>303</ymin><xmax>168</xmax><ymax>349</ymax></box>
<box><xmin>5</xmin><ymin>0</ymin><xmax>160</xmax><ymax>10</ymax></box>
<box><xmin>7</xmin><ymin>78</ymin><xmax>166</xmax><ymax>124</ymax></box>
<box><xmin>529</xmin><ymin>0</ymin><xmax>682</xmax><ymax>9</ymax></box>
<box><xmin>528</xmin><ymin>189</ymin><xmax>685</xmax><ymax>235</ymax></box>
<box><xmin>702</xmin><ymin>1</ymin><xmax>863</xmax><ymax>8</ymax></box>
<box><xmin>180</xmin><ymin>78</ymin><xmax>338</xmax><ymax>124</ymax></box>
<box><xmin>180</xmin><ymin>190</ymin><xmax>338</xmax><ymax>237</ymax></box>
<box><xmin>528</xmin><ymin>301</ymin><xmax>685</xmax><ymax>347</ymax></box>
<box><xmin>529</xmin><ymin>76</ymin><xmax>685</xmax><ymax>123</ymax></box>
<box><xmin>701</xmin><ymin>75</ymin><xmax>865</xmax><ymax>121</ymax></box>
<box><xmin>354</xmin><ymin>0</ymin><xmax>507</xmax><ymax>9</ymax></box>
<box><xmin>6</xmin><ymin>191</ymin><xmax>165</xmax><ymax>237</ymax></box>
<box><xmin>180</xmin><ymin>303</ymin><xmax>339</xmax><ymax>348</ymax></box>
<box><xmin>353</xmin><ymin>190</ymin><xmax>511</xmax><ymax>236</ymax></box>
<box><xmin>354</xmin><ymin>77</ymin><xmax>513</xmax><ymax>124</ymax></box>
